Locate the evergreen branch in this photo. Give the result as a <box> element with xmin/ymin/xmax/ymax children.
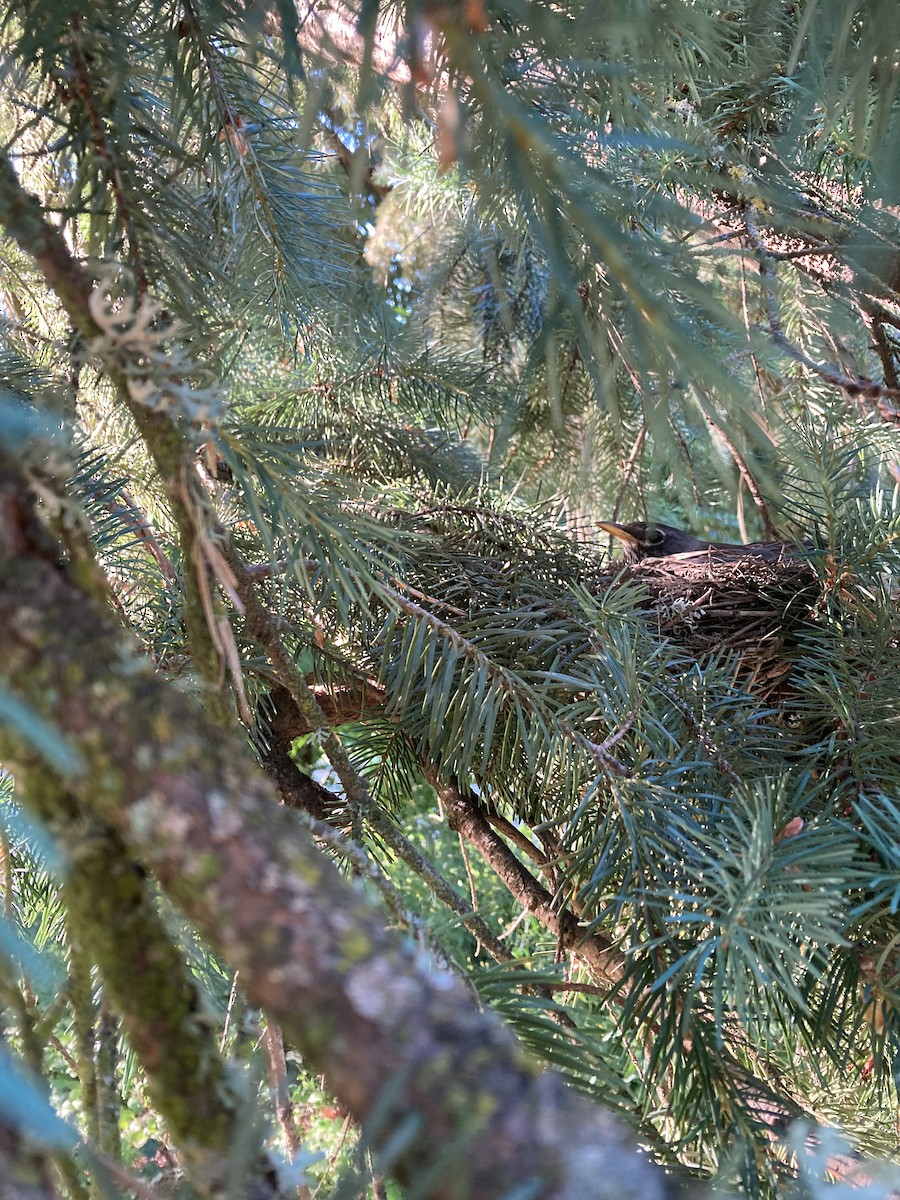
<box><xmin>654</xmin><ymin>682</ymin><xmax>741</xmax><ymax>785</ymax></box>
<box><xmin>68</xmin><ymin>14</ymin><xmax>148</xmax><ymax>294</ymax></box>
<box><xmin>182</xmin><ymin>0</ymin><xmax>289</xmax><ymax>288</ymax></box>
<box><xmin>436</xmin><ymin>779</ymin><xmax>626</xmax><ymax>987</ymax></box>
<box><xmin>744</xmin><ymin>209</ymin><xmax>900</xmax><ymax>422</ymax></box>
<box><xmin>377</xmin><ymin>582</ymin><xmax>633</xmax><ymax>778</ymax></box>
<box><xmin>0</xmin><ymin>146</ymin><xmax>231</xmax><ymax>722</ymax></box>
<box><xmin>227</xmin><ymin>550</ymin><xmax>515</xmax><ymax>965</ymax></box>
<box><xmin>0</xmin><ymin>449</ymin><xmax>693</xmax><ymax>1200</ymax></box>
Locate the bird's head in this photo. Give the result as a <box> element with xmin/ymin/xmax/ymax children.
<box><xmin>596</xmin><ymin>520</ymin><xmax>710</xmax><ymax>563</ymax></box>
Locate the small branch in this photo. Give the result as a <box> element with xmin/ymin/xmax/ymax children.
<box><xmin>457</xmin><ymin>833</ymin><xmax>479</xmax><ymax>928</ymax></box>
<box><xmin>484</xmin><ymin>812</ymin><xmax>549</xmax><ymax>872</ymax></box>
<box><xmin>436</xmin><ymin>781</ymin><xmax>626</xmax><ymax>987</ymax></box>
<box><xmin>533</xmin><ymin>979</ymin><xmax>615</xmax><ymax>997</ymax></box>
<box><xmin>220</xmin><ymin>972</ymin><xmax>240</xmax><ymax>1055</ymax></box>
<box><xmin>298</xmin><ymin>812</ymin><xmax>426</xmax><ymax>936</ymax></box>
<box><xmin>326</xmin><ymin>123</ymin><xmax>392</xmax><ymax>203</ymax></box>
<box><xmin>702</xmin><ymin>414</ymin><xmax>776</xmax><ymax>538</ymax></box>
<box><xmin>90</xmin><ymin>1147</ymin><xmax>174</xmax><ymax>1200</ymax></box>
<box><xmin>387</xmin><ymin>574</ymin><xmax>466</xmax><ymax>618</ymax></box>
<box><xmin>262</xmin><ymin>1020</ymin><xmax>304</xmax><ymax>1162</ymax></box>
<box><xmin>106</xmin><ymin>490</ymin><xmax>177</xmax><ymax>583</ymax></box>
<box><xmin>744</xmin><ymin>209</ymin><xmax>900</xmax><ymax>424</ymax></box>
<box><xmin>228</xmin><ymin>550</ymin><xmax>373</xmax><ymax>822</ymax></box>
<box><xmin>234</xmin><ymin>583</ymin><xmax>516</xmax><ymax>965</ymax></box>
<box><xmin>656</xmin><ymin>682</ymin><xmax>740</xmax><ymax>785</ymax></box>
<box><xmin>862</xmin><ymin>303</ymin><xmax>900</xmax><ymax>390</ymax></box>
<box><xmin>47</xmin><ymin>1034</ymin><xmax>78</xmax><ymax>1076</ymax></box>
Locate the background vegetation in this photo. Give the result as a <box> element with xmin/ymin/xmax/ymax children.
<box><xmin>0</xmin><ymin>1</ymin><xmax>899</xmax><ymax>1197</ymax></box>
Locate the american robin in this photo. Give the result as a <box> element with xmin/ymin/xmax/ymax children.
<box><xmin>597</xmin><ymin>520</ymin><xmax>797</xmax><ymax>564</ymax></box>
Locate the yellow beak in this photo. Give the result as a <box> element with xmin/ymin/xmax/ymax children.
<box><xmin>596</xmin><ymin>521</ymin><xmax>640</xmax><ymax>546</ymax></box>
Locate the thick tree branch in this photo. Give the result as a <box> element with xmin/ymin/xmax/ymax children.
<box><xmin>5</xmin><ymin>776</ymin><xmax>279</xmax><ymax>1196</ymax></box>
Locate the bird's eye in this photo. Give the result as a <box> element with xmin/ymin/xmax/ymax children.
<box><xmin>646</xmin><ymin>528</ymin><xmax>664</xmax><ymax>545</ymax></box>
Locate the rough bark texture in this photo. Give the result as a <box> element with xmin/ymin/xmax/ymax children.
<box><xmin>0</xmin><ymin>455</ymin><xmax>698</xmax><ymax>1200</ymax></box>
<box><xmin>0</xmin><ymin>1123</ymin><xmax>56</xmax><ymax>1200</ymax></box>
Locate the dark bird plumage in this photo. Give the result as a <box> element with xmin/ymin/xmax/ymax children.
<box><xmin>597</xmin><ymin>520</ymin><xmax>797</xmax><ymax>565</ymax></box>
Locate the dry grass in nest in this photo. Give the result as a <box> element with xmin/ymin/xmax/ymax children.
<box><xmin>617</xmin><ymin>549</ymin><xmax>818</xmax><ymax>698</ymax></box>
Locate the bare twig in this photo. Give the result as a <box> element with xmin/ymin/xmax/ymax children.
<box><xmin>612</xmin><ymin>424</ymin><xmax>647</xmax><ymax>519</ymax></box>
<box><xmin>744</xmin><ymin>209</ymin><xmax>900</xmax><ymax>424</ymax></box>
<box><xmin>720</xmin><ymin>424</ymin><xmax>774</xmax><ymax>538</ymax></box>
<box><xmin>106</xmin><ymin>489</ymin><xmax>177</xmax><ymax>583</ymax></box>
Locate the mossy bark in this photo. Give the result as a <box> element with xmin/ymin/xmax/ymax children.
<box><xmin>10</xmin><ymin>774</ymin><xmax>257</xmax><ymax>1193</ymax></box>
<box><xmin>0</xmin><ymin>1120</ymin><xmax>57</xmax><ymax>1200</ymax></box>
<box><xmin>0</xmin><ymin>148</ymin><xmax>232</xmax><ymax>729</ymax></box>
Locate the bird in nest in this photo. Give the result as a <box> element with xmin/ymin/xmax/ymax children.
<box><xmin>596</xmin><ymin>520</ymin><xmax>799</xmax><ymax>565</ymax></box>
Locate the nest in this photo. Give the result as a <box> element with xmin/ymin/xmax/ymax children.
<box><xmin>610</xmin><ymin>548</ymin><xmax>818</xmax><ymax>698</ymax></box>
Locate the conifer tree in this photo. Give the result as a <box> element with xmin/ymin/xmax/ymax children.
<box><xmin>0</xmin><ymin>2</ymin><xmax>899</xmax><ymax>1198</ymax></box>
